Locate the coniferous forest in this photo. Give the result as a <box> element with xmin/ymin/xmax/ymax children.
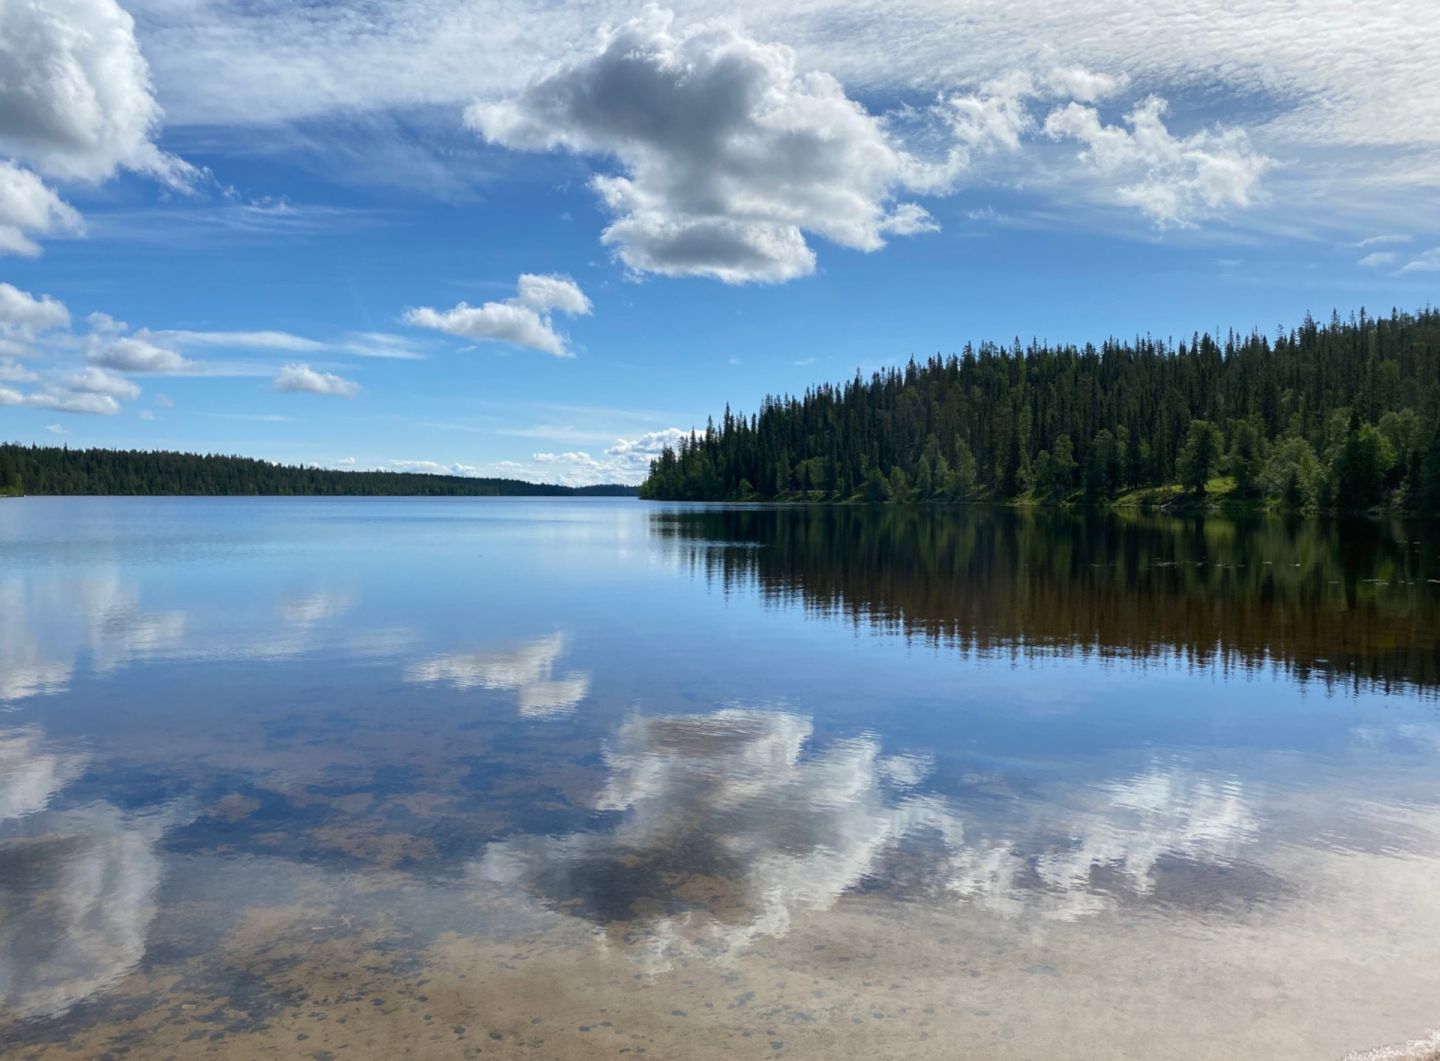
<box><xmin>0</xmin><ymin>444</ymin><xmax>635</xmax><ymax>497</ymax></box>
<box><xmin>639</xmin><ymin>307</ymin><xmax>1440</xmax><ymax>514</ymax></box>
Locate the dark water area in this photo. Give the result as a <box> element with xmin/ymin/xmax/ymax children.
<box><xmin>1</xmin><ymin>497</ymin><xmax>1437</xmax><ymax>1060</ymax></box>
<box><xmin>653</xmin><ymin>506</ymin><xmax>1440</xmax><ymax>695</ymax></box>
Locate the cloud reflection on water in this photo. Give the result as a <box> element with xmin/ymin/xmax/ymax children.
<box><xmin>0</xmin><ymin>726</ymin><xmax>186</xmax><ymax>1020</ymax></box>
<box><xmin>475</xmin><ymin>708</ymin><xmax>1265</xmax><ymax>963</ymax></box>
<box><xmin>407</xmin><ymin>633</ymin><xmax>591</xmax><ymax>717</ymax></box>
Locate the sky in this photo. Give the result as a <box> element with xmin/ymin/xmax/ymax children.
<box><xmin>0</xmin><ymin>0</ymin><xmax>1438</xmax><ymax>485</ymax></box>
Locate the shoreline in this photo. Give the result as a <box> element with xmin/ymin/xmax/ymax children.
<box><xmin>1345</xmin><ymin>1030</ymin><xmax>1440</xmax><ymax>1061</ymax></box>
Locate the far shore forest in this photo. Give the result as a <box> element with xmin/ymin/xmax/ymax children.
<box><xmin>639</xmin><ymin>307</ymin><xmax>1440</xmax><ymax>515</ymax></box>
<box><xmin>7</xmin><ymin>307</ymin><xmax>1440</xmax><ymax>514</ymax></box>
<box><xmin>0</xmin><ymin>447</ymin><xmax>635</xmax><ymax>498</ymax></box>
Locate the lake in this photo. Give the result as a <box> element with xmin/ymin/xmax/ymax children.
<box><xmin>1</xmin><ymin>497</ymin><xmax>1438</xmax><ymax>1060</ymax></box>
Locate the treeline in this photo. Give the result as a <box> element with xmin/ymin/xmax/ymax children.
<box><xmin>640</xmin><ymin>307</ymin><xmax>1440</xmax><ymax>513</ymax></box>
<box><xmin>0</xmin><ymin>445</ymin><xmax>636</xmax><ymax>497</ymax></box>
<box><xmin>653</xmin><ymin>506</ymin><xmax>1440</xmax><ymax>695</ymax></box>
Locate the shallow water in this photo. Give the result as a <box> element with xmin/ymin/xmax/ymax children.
<box><xmin>1</xmin><ymin>497</ymin><xmax>1437</xmax><ymax>1060</ymax></box>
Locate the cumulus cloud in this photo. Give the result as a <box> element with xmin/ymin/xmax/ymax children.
<box><xmin>0</xmin><ymin>358</ymin><xmax>39</xmax><ymax>383</ymax></box>
<box><xmin>405</xmin><ymin>273</ymin><xmax>590</xmax><ymax>357</ymax></box>
<box><xmin>1043</xmin><ymin>96</ymin><xmax>1272</xmax><ymax>227</ymax></box>
<box><xmin>0</xmin><ymin>0</ymin><xmax>192</xmax><ymax>188</ymax></box>
<box><xmin>273</xmin><ymin>362</ymin><xmax>361</xmax><ymax>398</ymax></box>
<box><xmin>385</xmin><ymin>459</ymin><xmax>481</xmax><ymax>476</ymax></box>
<box><xmin>526</xmin><ymin>428</ymin><xmax>689</xmax><ymax>486</ymax></box>
<box><xmin>514</xmin><ymin>273</ymin><xmax>593</xmax><ymax>315</ymax></box>
<box><xmin>85</xmin><ymin>334</ymin><xmax>193</xmax><ymax>373</ymax></box>
<box><xmin>0</xmin><ymin>162</ymin><xmax>83</xmax><ymax>256</ymax></box>
<box><xmin>88</xmin><ymin>0</ymin><xmax>1440</xmax><ymax>242</ymax></box>
<box><xmin>61</xmin><ymin>365</ymin><xmax>141</xmax><ymax>400</ymax></box>
<box><xmin>467</xmin><ymin>9</ymin><xmax>945</xmax><ymax>283</ymax></box>
<box><xmin>0</xmin><ymin>282</ymin><xmax>70</xmax><ymax>336</ymax></box>
<box><xmin>0</xmin><ymin>385</ymin><xmax>121</xmax><ymax>415</ymax></box>
<box><xmin>407</xmin><ymin>633</ymin><xmax>590</xmax><ymax>717</ymax></box>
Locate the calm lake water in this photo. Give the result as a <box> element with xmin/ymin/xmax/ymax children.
<box><xmin>2</xmin><ymin>497</ymin><xmax>1438</xmax><ymax>1060</ymax></box>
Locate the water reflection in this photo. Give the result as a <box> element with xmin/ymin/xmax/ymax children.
<box><xmin>1</xmin><ymin>499</ymin><xmax>1437</xmax><ymax>1057</ymax></box>
<box><xmin>0</xmin><ymin>726</ymin><xmax>185</xmax><ymax>1019</ymax></box>
<box><xmin>652</xmin><ymin>506</ymin><xmax>1440</xmax><ymax>694</ymax></box>
<box><xmin>0</xmin><ymin>729</ymin><xmax>87</xmax><ymax>823</ymax></box>
<box><xmin>0</xmin><ymin>583</ymin><xmax>73</xmax><ymax>702</ymax></box>
<box><xmin>475</xmin><ymin>709</ymin><xmax>1269</xmax><ymax>964</ymax></box>
<box><xmin>408</xmin><ymin>633</ymin><xmax>591</xmax><ymax>717</ymax></box>
<box><xmin>950</xmin><ymin>766</ymin><xmax>1263</xmax><ymax>921</ymax></box>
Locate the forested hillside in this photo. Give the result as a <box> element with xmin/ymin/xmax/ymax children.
<box><xmin>640</xmin><ymin>307</ymin><xmax>1440</xmax><ymax>513</ymax></box>
<box><xmin>0</xmin><ymin>445</ymin><xmax>635</xmax><ymax>497</ymax></box>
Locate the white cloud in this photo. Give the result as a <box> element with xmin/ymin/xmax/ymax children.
<box><xmin>527</xmin><ymin>427</ymin><xmax>689</xmax><ymax>486</ymax></box>
<box><xmin>137</xmin><ymin>409</ymin><xmax>155</xmax><ymax>421</ymax></box>
<box><xmin>272</xmin><ymin>362</ymin><xmax>360</xmax><ymax>398</ymax></box>
<box><xmin>405</xmin><ymin>273</ymin><xmax>590</xmax><ymax>357</ymax></box>
<box><xmin>407</xmin><ymin>633</ymin><xmax>590</xmax><ymax>718</ymax></box>
<box><xmin>0</xmin><ymin>0</ymin><xmax>193</xmax><ymax>188</ymax></box>
<box><xmin>0</xmin><ymin>350</ymin><xmax>141</xmax><ymax>412</ymax></box>
<box><xmin>0</xmin><ymin>282</ymin><xmax>70</xmax><ymax>335</ymax></box>
<box><xmin>385</xmin><ymin>459</ymin><xmax>480</xmax><ymax>476</ymax></box>
<box><xmin>101</xmin><ymin>0</ymin><xmax>1440</xmax><ymax>243</ymax></box>
<box><xmin>1043</xmin><ymin>96</ymin><xmax>1271</xmax><ymax>227</ymax></box>
<box><xmin>0</xmin><ymin>358</ymin><xmax>39</xmax><ymax>383</ymax></box>
<box><xmin>467</xmin><ymin>9</ymin><xmax>944</xmax><ymax>283</ymax></box>
<box><xmin>146</xmin><ymin>328</ymin><xmax>427</xmax><ymax>360</ymax></box>
<box><xmin>45</xmin><ymin>423</ymin><xmax>68</xmax><ymax>434</ymax></box>
<box><xmin>85</xmin><ymin>335</ymin><xmax>194</xmax><ymax>373</ymax></box>
<box><xmin>1399</xmin><ymin>247</ymin><xmax>1440</xmax><ymax>273</ymax></box>
<box><xmin>0</xmin><ymin>386</ymin><xmax>120</xmax><ymax>415</ymax></box>
<box><xmin>514</xmin><ymin>273</ymin><xmax>592</xmax><ymax>315</ymax></box>
<box><xmin>1358</xmin><ymin>251</ymin><xmax>1397</xmax><ymax>268</ymax></box>
<box><xmin>153</xmin><ymin>329</ymin><xmax>326</xmax><ymax>352</ymax></box>
<box><xmin>0</xmin><ymin>162</ymin><xmax>83</xmax><ymax>256</ymax></box>
<box><xmin>1357</xmin><ymin>234</ymin><xmax>1411</xmax><ymax>247</ymax></box>
<box><xmin>61</xmin><ymin>365</ymin><xmax>141</xmax><ymax>400</ymax></box>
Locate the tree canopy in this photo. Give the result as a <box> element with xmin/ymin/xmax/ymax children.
<box><xmin>0</xmin><ymin>445</ymin><xmax>636</xmax><ymax>497</ymax></box>
<box><xmin>640</xmin><ymin>306</ymin><xmax>1440</xmax><ymax>514</ymax></box>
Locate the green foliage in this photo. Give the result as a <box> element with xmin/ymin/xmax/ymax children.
<box><xmin>1177</xmin><ymin>421</ymin><xmax>1225</xmax><ymax>496</ymax></box>
<box><xmin>1260</xmin><ymin>438</ymin><xmax>1323</xmax><ymax>509</ymax></box>
<box><xmin>639</xmin><ymin>307</ymin><xmax>1440</xmax><ymax>514</ymax></box>
<box><xmin>1331</xmin><ymin>422</ymin><xmax>1395</xmax><ymax>510</ymax></box>
<box><xmin>1227</xmin><ymin>419</ymin><xmax>1265</xmax><ymax>497</ymax></box>
<box><xmin>0</xmin><ymin>445</ymin><xmax>638</xmax><ymax>497</ymax></box>
<box><xmin>863</xmin><ymin>466</ymin><xmax>888</xmax><ymax>503</ymax></box>
<box><xmin>0</xmin><ymin>450</ymin><xmax>21</xmax><ymax>496</ymax></box>
<box><xmin>886</xmin><ymin>465</ymin><xmax>912</xmax><ymax>503</ymax></box>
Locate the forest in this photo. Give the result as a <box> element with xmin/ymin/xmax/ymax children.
<box><xmin>0</xmin><ymin>445</ymin><xmax>635</xmax><ymax>497</ymax></box>
<box><xmin>639</xmin><ymin>307</ymin><xmax>1440</xmax><ymax>514</ymax></box>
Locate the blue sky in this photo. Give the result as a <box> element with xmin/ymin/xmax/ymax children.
<box><xmin>1</xmin><ymin>1</ymin><xmax>1438</xmax><ymax>484</ymax></box>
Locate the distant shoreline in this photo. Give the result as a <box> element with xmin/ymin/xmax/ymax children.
<box><xmin>0</xmin><ymin>443</ymin><xmax>638</xmax><ymax>498</ymax></box>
